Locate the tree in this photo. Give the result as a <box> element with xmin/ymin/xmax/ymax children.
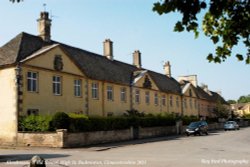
<box><xmin>227</xmin><ymin>99</ymin><xmax>236</xmax><ymax>104</ymax></box>
<box><xmin>238</xmin><ymin>94</ymin><xmax>250</xmax><ymax>103</ymax></box>
<box><xmin>213</xmin><ymin>101</ymin><xmax>230</xmax><ymax>118</ymax></box>
<box><xmin>153</xmin><ymin>0</ymin><xmax>250</xmax><ymax>64</ymax></box>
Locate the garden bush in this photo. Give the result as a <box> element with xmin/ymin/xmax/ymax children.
<box><xmin>19</xmin><ymin>115</ymin><xmax>52</xmax><ymax>132</ymax></box>
<box><xmin>51</xmin><ymin>112</ymin><xmax>70</xmax><ymax>130</ymax></box>
<box><xmin>181</xmin><ymin>115</ymin><xmax>199</xmax><ymax>125</ymax></box>
<box><xmin>139</xmin><ymin>114</ymin><xmax>176</xmax><ymax>127</ymax></box>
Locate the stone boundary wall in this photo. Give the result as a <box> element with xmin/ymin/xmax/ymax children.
<box><xmin>138</xmin><ymin>126</ymin><xmax>176</xmax><ymax>139</ymax></box>
<box><xmin>14</xmin><ymin>121</ymin><xmax>249</xmax><ymax>148</ymax></box>
<box><xmin>64</xmin><ymin>129</ymin><xmax>132</xmax><ymax>147</ymax></box>
<box><xmin>17</xmin><ymin>130</ymin><xmax>64</xmax><ymax>147</ymax></box>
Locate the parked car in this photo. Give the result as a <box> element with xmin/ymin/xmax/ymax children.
<box><xmin>185</xmin><ymin>121</ymin><xmax>208</xmax><ymax>136</ymax></box>
<box><xmin>224</xmin><ymin>121</ymin><xmax>240</xmax><ymax>131</ymax></box>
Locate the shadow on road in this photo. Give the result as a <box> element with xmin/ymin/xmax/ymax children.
<box><xmin>85</xmin><ymin>130</ymin><xmax>223</xmax><ymax>151</ymax></box>
<box><xmin>0</xmin><ymin>154</ymin><xmax>69</xmax><ymax>162</ymax></box>
<box><xmin>83</xmin><ymin>135</ymin><xmax>184</xmax><ymax>151</ymax></box>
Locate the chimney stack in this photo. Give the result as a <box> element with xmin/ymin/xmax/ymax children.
<box><xmin>178</xmin><ymin>75</ymin><xmax>198</xmax><ymax>87</ymax></box>
<box><xmin>103</xmin><ymin>39</ymin><xmax>113</xmax><ymax>60</ymax></box>
<box><xmin>133</xmin><ymin>50</ymin><xmax>142</xmax><ymax>68</ymax></box>
<box><xmin>37</xmin><ymin>12</ymin><xmax>51</xmax><ymax>42</ymax></box>
<box><xmin>163</xmin><ymin>61</ymin><xmax>171</xmax><ymax>77</ymax></box>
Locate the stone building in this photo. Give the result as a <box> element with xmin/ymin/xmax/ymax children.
<box><xmin>0</xmin><ymin>12</ymin><xmax>228</xmax><ymax>144</ymax></box>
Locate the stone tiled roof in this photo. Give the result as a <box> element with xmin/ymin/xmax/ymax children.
<box><xmin>179</xmin><ymin>80</ymin><xmax>228</xmax><ymax>104</ymax></box>
<box><xmin>0</xmin><ymin>32</ymin><xmax>181</xmax><ymax>94</ymax></box>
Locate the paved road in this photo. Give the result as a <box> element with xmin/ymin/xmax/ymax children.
<box><xmin>1</xmin><ymin>127</ymin><xmax>250</xmax><ymax>167</ymax></box>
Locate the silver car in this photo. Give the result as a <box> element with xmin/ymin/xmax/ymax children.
<box><xmin>224</xmin><ymin>121</ymin><xmax>240</xmax><ymax>131</ymax></box>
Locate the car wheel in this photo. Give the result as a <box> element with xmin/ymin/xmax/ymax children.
<box><xmin>224</xmin><ymin>129</ymin><xmax>227</xmax><ymax>131</ymax></box>
<box><xmin>205</xmin><ymin>132</ymin><xmax>208</xmax><ymax>135</ymax></box>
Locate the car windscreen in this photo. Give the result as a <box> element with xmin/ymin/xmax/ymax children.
<box><xmin>188</xmin><ymin>122</ymin><xmax>200</xmax><ymax>128</ymax></box>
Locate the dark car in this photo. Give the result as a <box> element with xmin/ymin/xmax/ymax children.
<box><xmin>186</xmin><ymin>121</ymin><xmax>208</xmax><ymax>136</ymax></box>
<box><xmin>224</xmin><ymin>121</ymin><xmax>240</xmax><ymax>131</ymax></box>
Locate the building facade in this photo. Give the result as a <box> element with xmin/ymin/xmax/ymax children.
<box><xmin>0</xmin><ymin>12</ymin><xmax>228</xmax><ymax>144</ymax></box>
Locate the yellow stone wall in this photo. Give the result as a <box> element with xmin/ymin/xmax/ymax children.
<box><xmin>21</xmin><ymin>46</ymin><xmax>86</xmax><ymax>115</ymax></box>
<box><xmin>0</xmin><ymin>67</ymin><xmax>18</xmax><ymax>144</ymax></box>
<box><xmin>22</xmin><ymin>67</ymin><xmax>86</xmax><ymax>115</ymax></box>
<box><xmin>198</xmin><ymin>99</ymin><xmax>211</xmax><ymax>117</ymax></box>
<box><xmin>168</xmin><ymin>94</ymin><xmax>182</xmax><ymax>115</ymax></box>
<box><xmin>5</xmin><ymin>45</ymin><xmax>221</xmax><ymax>118</ymax></box>
<box><xmin>87</xmin><ymin>79</ymin><xmax>104</xmax><ymax>116</ymax></box>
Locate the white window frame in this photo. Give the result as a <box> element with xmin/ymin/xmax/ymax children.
<box><xmin>74</xmin><ymin>79</ymin><xmax>82</xmax><ymax>97</ymax></box>
<box><xmin>27</xmin><ymin>71</ymin><xmax>38</xmax><ymax>92</ymax></box>
<box><xmin>162</xmin><ymin>95</ymin><xmax>166</xmax><ymax>106</ymax></box>
<box><xmin>154</xmin><ymin>93</ymin><xmax>158</xmax><ymax>106</ymax></box>
<box><xmin>120</xmin><ymin>87</ymin><xmax>126</xmax><ymax>102</ymax></box>
<box><xmin>53</xmin><ymin>76</ymin><xmax>62</xmax><ymax>95</ymax></box>
<box><xmin>91</xmin><ymin>82</ymin><xmax>99</xmax><ymax>99</ymax></box>
<box><xmin>107</xmin><ymin>85</ymin><xmax>113</xmax><ymax>101</ymax></box>
<box><xmin>135</xmin><ymin>89</ymin><xmax>140</xmax><ymax>104</ymax></box>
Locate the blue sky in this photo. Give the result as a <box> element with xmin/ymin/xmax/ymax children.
<box><xmin>0</xmin><ymin>0</ymin><xmax>249</xmax><ymax>100</ymax></box>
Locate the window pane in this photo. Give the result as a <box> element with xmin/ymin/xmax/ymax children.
<box><xmin>53</xmin><ymin>76</ymin><xmax>61</xmax><ymax>95</ymax></box>
<box><xmin>27</xmin><ymin>72</ymin><xmax>37</xmax><ymax>92</ymax></box>
<box><xmin>121</xmin><ymin>88</ymin><xmax>126</xmax><ymax>102</ymax></box>
<box><xmin>74</xmin><ymin>79</ymin><xmax>81</xmax><ymax>97</ymax></box>
<box><xmin>92</xmin><ymin>83</ymin><xmax>98</xmax><ymax>99</ymax></box>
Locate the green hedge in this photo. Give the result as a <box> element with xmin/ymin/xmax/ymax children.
<box><xmin>19</xmin><ymin>112</ymin><xmax>200</xmax><ymax>132</ymax></box>
<box><xmin>181</xmin><ymin>115</ymin><xmax>199</xmax><ymax>125</ymax></box>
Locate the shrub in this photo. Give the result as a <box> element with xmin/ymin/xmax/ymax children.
<box><xmin>182</xmin><ymin>115</ymin><xmax>199</xmax><ymax>125</ymax></box>
<box><xmin>19</xmin><ymin>115</ymin><xmax>52</xmax><ymax>132</ymax></box>
<box><xmin>206</xmin><ymin>117</ymin><xmax>218</xmax><ymax>123</ymax></box>
<box><xmin>68</xmin><ymin>113</ymin><xmax>88</xmax><ymax>119</ymax></box>
<box><xmin>139</xmin><ymin>115</ymin><xmax>176</xmax><ymax>127</ymax></box>
<box><xmin>243</xmin><ymin>114</ymin><xmax>250</xmax><ymax>119</ymax></box>
<box><xmin>106</xmin><ymin>117</ymin><xmax>130</xmax><ymax>130</ymax></box>
<box><xmin>123</xmin><ymin>109</ymin><xmax>145</xmax><ymax>117</ymax></box>
<box><xmin>69</xmin><ymin>117</ymin><xmax>90</xmax><ymax>132</ymax></box>
<box><xmin>51</xmin><ymin>112</ymin><xmax>70</xmax><ymax>130</ymax></box>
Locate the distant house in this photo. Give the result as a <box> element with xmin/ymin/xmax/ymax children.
<box><xmin>231</xmin><ymin>103</ymin><xmax>250</xmax><ymax>116</ymax></box>
<box><xmin>178</xmin><ymin>75</ymin><xmax>228</xmax><ymax>118</ymax></box>
<box><xmin>0</xmin><ymin>12</ymin><xmax>228</xmax><ymax>145</ymax></box>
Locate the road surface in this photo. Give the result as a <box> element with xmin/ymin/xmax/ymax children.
<box><xmin>1</xmin><ymin>127</ymin><xmax>250</xmax><ymax>167</ymax></box>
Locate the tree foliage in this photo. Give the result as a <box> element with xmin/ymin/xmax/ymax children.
<box><xmin>9</xmin><ymin>0</ymin><xmax>22</xmax><ymax>2</ymax></box>
<box><xmin>153</xmin><ymin>0</ymin><xmax>250</xmax><ymax>64</ymax></box>
<box><xmin>238</xmin><ymin>94</ymin><xmax>250</xmax><ymax>103</ymax></box>
<box><xmin>213</xmin><ymin>101</ymin><xmax>230</xmax><ymax>118</ymax></box>
<box><xmin>227</xmin><ymin>99</ymin><xmax>237</xmax><ymax>104</ymax></box>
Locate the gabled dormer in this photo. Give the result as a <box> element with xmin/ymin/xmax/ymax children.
<box><xmin>132</xmin><ymin>70</ymin><xmax>159</xmax><ymax>90</ymax></box>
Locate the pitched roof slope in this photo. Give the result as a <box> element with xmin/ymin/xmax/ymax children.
<box><xmin>0</xmin><ymin>32</ymin><xmax>181</xmax><ymax>94</ymax></box>
<box><xmin>0</xmin><ymin>32</ymin><xmax>45</xmax><ymax>66</ymax></box>
<box><xmin>148</xmin><ymin>71</ymin><xmax>181</xmax><ymax>94</ymax></box>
